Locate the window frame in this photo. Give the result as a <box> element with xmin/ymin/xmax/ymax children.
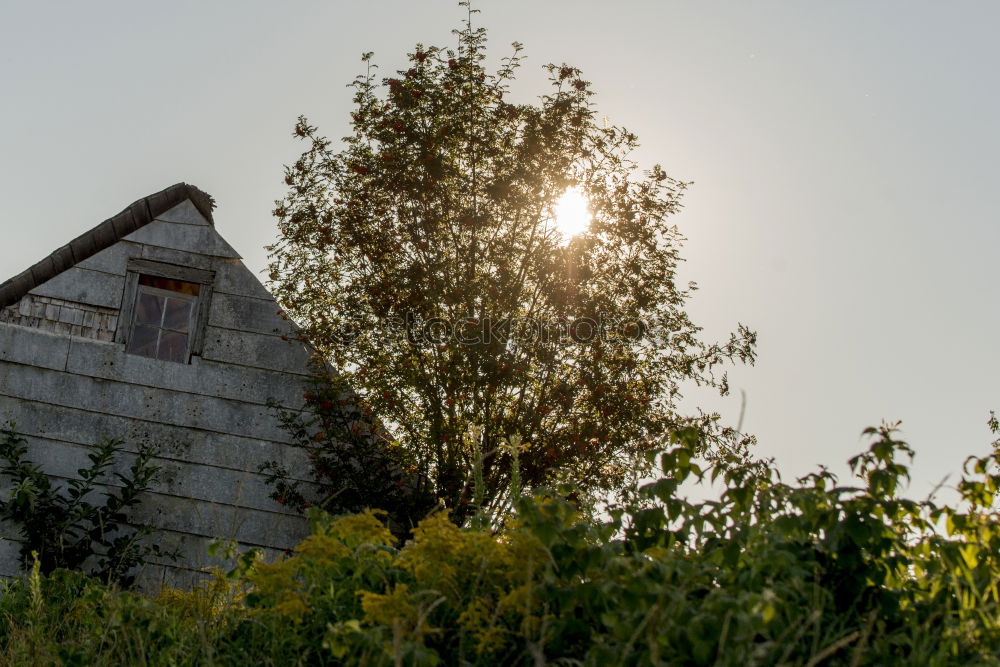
<box><xmin>116</xmin><ymin>259</ymin><xmax>216</xmax><ymax>363</ymax></box>
<box><xmin>127</xmin><ymin>283</ymin><xmax>198</xmax><ymax>362</ymax></box>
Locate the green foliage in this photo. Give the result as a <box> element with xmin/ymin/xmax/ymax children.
<box><xmin>259</xmin><ymin>372</ymin><xmax>437</xmax><ymax>539</ymax></box>
<box><xmin>0</xmin><ymin>566</ymin><xmax>228</xmax><ymax>666</ymax></box>
<box><xmin>266</xmin><ymin>4</ymin><xmax>756</xmax><ymax>522</ymax></box>
<box><xmin>0</xmin><ymin>421</ymin><xmax>176</xmax><ymax>587</ymax></box>
<box><xmin>260</xmin><ymin>373</ymin><xmax>532</xmax><ymax>537</ymax></box>
<box><xmin>8</xmin><ymin>422</ymin><xmax>1000</xmax><ymax>664</ymax></box>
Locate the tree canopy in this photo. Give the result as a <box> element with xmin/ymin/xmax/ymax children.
<box><xmin>267</xmin><ymin>4</ymin><xmax>755</xmax><ymax>522</ymax></box>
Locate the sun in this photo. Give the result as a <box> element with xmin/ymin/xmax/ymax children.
<box><xmin>553</xmin><ymin>186</ymin><xmax>592</xmax><ymax>240</ymax></box>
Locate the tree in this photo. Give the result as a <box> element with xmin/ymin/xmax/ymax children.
<box><xmin>267</xmin><ymin>4</ymin><xmax>755</xmax><ymax>523</ymax></box>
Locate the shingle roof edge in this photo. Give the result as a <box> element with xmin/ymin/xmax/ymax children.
<box><xmin>0</xmin><ymin>183</ymin><xmax>215</xmax><ymax>309</ymax></box>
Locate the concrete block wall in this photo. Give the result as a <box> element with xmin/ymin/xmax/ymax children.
<box><xmin>0</xmin><ymin>199</ymin><xmax>318</xmax><ymax>590</ymax></box>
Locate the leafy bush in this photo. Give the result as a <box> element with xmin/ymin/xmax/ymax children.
<box><xmin>0</xmin><ymin>421</ymin><xmax>176</xmax><ymax>587</ymax></box>
<box><xmin>5</xmin><ymin>422</ymin><xmax>1000</xmax><ymax>664</ymax></box>
<box><xmin>259</xmin><ymin>372</ymin><xmax>437</xmax><ymax>540</ymax></box>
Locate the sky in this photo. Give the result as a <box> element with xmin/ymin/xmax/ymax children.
<box><xmin>2</xmin><ymin>1</ymin><xmax>998</xmax><ymax>499</ymax></box>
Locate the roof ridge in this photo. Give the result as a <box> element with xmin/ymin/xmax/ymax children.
<box><xmin>0</xmin><ymin>183</ymin><xmax>215</xmax><ymax>309</ymax></box>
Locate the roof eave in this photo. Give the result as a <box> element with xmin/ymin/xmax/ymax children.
<box><xmin>0</xmin><ymin>183</ymin><xmax>215</xmax><ymax>309</ymax></box>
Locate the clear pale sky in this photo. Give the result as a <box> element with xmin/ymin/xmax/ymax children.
<box><xmin>2</xmin><ymin>1</ymin><xmax>998</xmax><ymax>497</ymax></box>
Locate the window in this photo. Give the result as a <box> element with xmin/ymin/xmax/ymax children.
<box><xmin>117</xmin><ymin>259</ymin><xmax>215</xmax><ymax>364</ymax></box>
<box><xmin>126</xmin><ymin>276</ymin><xmax>200</xmax><ymax>362</ymax></box>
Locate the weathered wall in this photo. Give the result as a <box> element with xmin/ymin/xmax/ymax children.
<box><xmin>0</xmin><ymin>198</ymin><xmax>315</xmax><ymax>589</ymax></box>
<box><xmin>0</xmin><ymin>295</ymin><xmax>119</xmax><ymax>340</ymax></box>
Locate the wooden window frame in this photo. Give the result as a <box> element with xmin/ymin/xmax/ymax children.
<box><xmin>116</xmin><ymin>259</ymin><xmax>215</xmax><ymax>362</ymax></box>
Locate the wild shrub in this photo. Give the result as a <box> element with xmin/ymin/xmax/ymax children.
<box><xmin>6</xmin><ymin>421</ymin><xmax>1000</xmax><ymax>664</ymax></box>
<box><xmin>259</xmin><ymin>372</ymin><xmax>437</xmax><ymax>540</ymax></box>
<box><xmin>0</xmin><ymin>421</ymin><xmax>176</xmax><ymax>587</ymax></box>
<box><xmin>245</xmin><ymin>422</ymin><xmax>1000</xmax><ymax>664</ymax></box>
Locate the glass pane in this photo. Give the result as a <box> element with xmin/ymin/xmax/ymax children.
<box><xmin>158</xmin><ymin>331</ymin><xmax>189</xmax><ymax>362</ymax></box>
<box><xmin>139</xmin><ymin>274</ymin><xmax>200</xmax><ymax>296</ymax></box>
<box><xmin>163</xmin><ymin>298</ymin><xmax>192</xmax><ymax>332</ymax></box>
<box><xmin>127</xmin><ymin>325</ymin><xmax>159</xmax><ymax>357</ymax></box>
<box><xmin>135</xmin><ymin>292</ymin><xmax>164</xmax><ymax>325</ymax></box>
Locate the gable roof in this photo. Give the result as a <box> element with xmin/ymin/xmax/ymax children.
<box><xmin>0</xmin><ymin>183</ymin><xmax>215</xmax><ymax>309</ymax></box>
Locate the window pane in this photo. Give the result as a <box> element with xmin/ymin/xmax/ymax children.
<box><xmin>139</xmin><ymin>274</ymin><xmax>201</xmax><ymax>296</ymax></box>
<box><xmin>127</xmin><ymin>325</ymin><xmax>159</xmax><ymax>357</ymax></box>
<box><xmin>163</xmin><ymin>298</ymin><xmax>192</xmax><ymax>332</ymax></box>
<box><xmin>158</xmin><ymin>331</ymin><xmax>189</xmax><ymax>362</ymax></box>
<box><xmin>135</xmin><ymin>292</ymin><xmax>164</xmax><ymax>325</ymax></box>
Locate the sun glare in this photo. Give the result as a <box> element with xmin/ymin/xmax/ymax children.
<box><xmin>553</xmin><ymin>186</ymin><xmax>592</xmax><ymax>240</ymax></box>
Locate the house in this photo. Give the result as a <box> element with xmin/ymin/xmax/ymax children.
<box><xmin>0</xmin><ymin>183</ymin><xmax>315</xmax><ymax>589</ymax></box>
